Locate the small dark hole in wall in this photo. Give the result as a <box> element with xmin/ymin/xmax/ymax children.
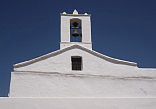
<box><xmin>71</xmin><ymin>56</ymin><xmax>82</xmax><ymax>70</ymax></box>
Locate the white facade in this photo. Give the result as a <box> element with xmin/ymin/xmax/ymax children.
<box><xmin>1</xmin><ymin>10</ymin><xmax>156</xmax><ymax>109</ymax></box>
<box><xmin>1</xmin><ymin>98</ymin><xmax>156</xmax><ymax>109</ymax></box>
<box><xmin>10</xmin><ymin>45</ymin><xmax>156</xmax><ymax>97</ymax></box>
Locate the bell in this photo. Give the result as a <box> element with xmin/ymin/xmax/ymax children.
<box><xmin>72</xmin><ymin>22</ymin><xmax>78</xmax><ymax>27</ymax></box>
<box><xmin>72</xmin><ymin>29</ymin><xmax>79</xmax><ymax>36</ymax></box>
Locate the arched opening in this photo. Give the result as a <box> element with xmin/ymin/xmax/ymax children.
<box><xmin>70</xmin><ymin>18</ymin><xmax>82</xmax><ymax>42</ymax></box>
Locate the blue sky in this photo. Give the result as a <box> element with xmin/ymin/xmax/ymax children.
<box><xmin>0</xmin><ymin>0</ymin><xmax>156</xmax><ymax>96</ymax></box>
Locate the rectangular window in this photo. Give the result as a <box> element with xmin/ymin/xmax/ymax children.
<box><xmin>71</xmin><ymin>56</ymin><xmax>82</xmax><ymax>70</ymax></box>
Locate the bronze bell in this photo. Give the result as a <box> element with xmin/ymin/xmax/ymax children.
<box><xmin>72</xmin><ymin>29</ymin><xmax>79</xmax><ymax>36</ymax></box>
<box><xmin>72</xmin><ymin>22</ymin><xmax>79</xmax><ymax>27</ymax></box>
<box><xmin>71</xmin><ymin>22</ymin><xmax>80</xmax><ymax>37</ymax></box>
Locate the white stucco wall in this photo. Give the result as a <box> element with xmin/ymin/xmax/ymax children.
<box><xmin>14</xmin><ymin>48</ymin><xmax>137</xmax><ymax>74</ymax></box>
<box><xmin>0</xmin><ymin>98</ymin><xmax>156</xmax><ymax>109</ymax></box>
<box><xmin>10</xmin><ymin>71</ymin><xmax>156</xmax><ymax>97</ymax></box>
<box><xmin>10</xmin><ymin>48</ymin><xmax>156</xmax><ymax>97</ymax></box>
<box><xmin>2</xmin><ymin>44</ymin><xmax>156</xmax><ymax>109</ymax></box>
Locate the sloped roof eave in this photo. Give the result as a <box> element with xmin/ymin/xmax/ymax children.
<box><xmin>13</xmin><ymin>45</ymin><xmax>137</xmax><ymax>68</ymax></box>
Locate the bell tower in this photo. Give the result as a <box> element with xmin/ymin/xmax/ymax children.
<box><xmin>60</xmin><ymin>9</ymin><xmax>92</xmax><ymax>50</ymax></box>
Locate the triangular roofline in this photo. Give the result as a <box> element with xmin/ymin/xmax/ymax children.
<box><xmin>14</xmin><ymin>45</ymin><xmax>137</xmax><ymax>68</ymax></box>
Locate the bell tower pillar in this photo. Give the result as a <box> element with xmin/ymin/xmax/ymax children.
<box><xmin>60</xmin><ymin>10</ymin><xmax>92</xmax><ymax>50</ymax></box>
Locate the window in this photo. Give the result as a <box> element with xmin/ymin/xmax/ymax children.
<box><xmin>71</xmin><ymin>56</ymin><xmax>82</xmax><ymax>70</ymax></box>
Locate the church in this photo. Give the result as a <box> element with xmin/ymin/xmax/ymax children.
<box><xmin>0</xmin><ymin>10</ymin><xmax>156</xmax><ymax>109</ymax></box>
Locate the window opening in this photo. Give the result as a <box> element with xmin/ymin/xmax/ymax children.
<box><xmin>70</xmin><ymin>19</ymin><xmax>82</xmax><ymax>42</ymax></box>
<box><xmin>71</xmin><ymin>56</ymin><xmax>82</xmax><ymax>70</ymax></box>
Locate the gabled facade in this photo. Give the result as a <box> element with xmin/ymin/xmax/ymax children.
<box><xmin>10</xmin><ymin>44</ymin><xmax>156</xmax><ymax>97</ymax></box>
<box><xmin>1</xmin><ymin>10</ymin><xmax>156</xmax><ymax>109</ymax></box>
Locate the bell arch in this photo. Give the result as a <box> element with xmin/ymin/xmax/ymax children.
<box><xmin>60</xmin><ymin>11</ymin><xmax>92</xmax><ymax>50</ymax></box>
<box><xmin>70</xmin><ymin>18</ymin><xmax>82</xmax><ymax>42</ymax></box>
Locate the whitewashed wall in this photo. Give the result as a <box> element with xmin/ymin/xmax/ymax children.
<box><xmin>14</xmin><ymin>48</ymin><xmax>137</xmax><ymax>74</ymax></box>
<box><xmin>0</xmin><ymin>98</ymin><xmax>156</xmax><ymax>109</ymax></box>
<box><xmin>10</xmin><ymin>48</ymin><xmax>156</xmax><ymax>97</ymax></box>
<box><xmin>10</xmin><ymin>71</ymin><xmax>156</xmax><ymax>97</ymax></box>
